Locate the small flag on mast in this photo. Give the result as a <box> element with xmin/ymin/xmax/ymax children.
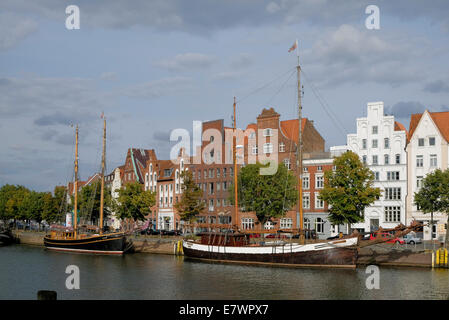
<box><xmin>288</xmin><ymin>39</ymin><xmax>298</xmax><ymax>53</ymax></box>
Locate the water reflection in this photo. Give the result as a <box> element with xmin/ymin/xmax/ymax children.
<box><xmin>0</xmin><ymin>246</ymin><xmax>448</xmax><ymax>300</ymax></box>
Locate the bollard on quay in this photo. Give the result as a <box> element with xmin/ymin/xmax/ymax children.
<box><xmin>37</xmin><ymin>290</ymin><xmax>57</xmax><ymax>300</ymax></box>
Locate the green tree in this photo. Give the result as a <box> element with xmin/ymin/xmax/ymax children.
<box><xmin>76</xmin><ymin>181</ymin><xmax>112</xmax><ymax>224</ymax></box>
<box><xmin>113</xmin><ymin>182</ymin><xmax>155</xmax><ymax>222</ymax></box>
<box><xmin>414</xmin><ymin>169</ymin><xmax>449</xmax><ymax>245</ymax></box>
<box><xmin>318</xmin><ymin>151</ymin><xmax>381</xmax><ymax>231</ymax></box>
<box><xmin>0</xmin><ymin>185</ymin><xmax>30</xmax><ymax>224</ymax></box>
<box><xmin>229</xmin><ymin>162</ymin><xmax>298</xmax><ymax>227</ymax></box>
<box><xmin>19</xmin><ymin>191</ymin><xmax>45</xmax><ymax>225</ymax></box>
<box><xmin>174</xmin><ymin>170</ymin><xmax>205</xmax><ymax>223</ymax></box>
<box><xmin>43</xmin><ymin>186</ymin><xmax>70</xmax><ymax>224</ymax></box>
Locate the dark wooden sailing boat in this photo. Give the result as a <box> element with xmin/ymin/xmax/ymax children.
<box><xmin>183</xmin><ymin>45</ymin><xmax>359</xmax><ymax>267</ymax></box>
<box><xmin>44</xmin><ymin>118</ymin><xmax>133</xmax><ymax>255</ymax></box>
<box><xmin>0</xmin><ymin>228</ymin><xmax>15</xmax><ymax>246</ymax></box>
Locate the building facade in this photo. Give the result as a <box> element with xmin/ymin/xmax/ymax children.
<box><xmin>345</xmin><ymin>102</ymin><xmax>408</xmax><ymax>233</ymax></box>
<box><xmin>406</xmin><ymin>110</ymin><xmax>449</xmax><ymax>241</ymax></box>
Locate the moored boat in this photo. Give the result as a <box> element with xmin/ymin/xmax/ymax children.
<box><xmin>44</xmin><ymin>117</ymin><xmax>133</xmax><ymax>255</ymax></box>
<box><xmin>44</xmin><ymin>230</ymin><xmax>132</xmax><ymax>254</ymax></box>
<box><xmin>0</xmin><ymin>229</ymin><xmax>15</xmax><ymax>246</ymax></box>
<box><xmin>183</xmin><ymin>232</ymin><xmax>358</xmax><ymax>268</ymax></box>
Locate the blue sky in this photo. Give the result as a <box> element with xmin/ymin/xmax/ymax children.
<box><xmin>1</xmin><ymin>0</ymin><xmax>449</xmax><ymax>191</ymax></box>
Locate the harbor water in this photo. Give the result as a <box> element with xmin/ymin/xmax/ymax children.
<box><xmin>1</xmin><ymin>245</ymin><xmax>448</xmax><ymax>300</ymax></box>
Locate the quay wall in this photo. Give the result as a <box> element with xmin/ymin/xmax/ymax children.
<box><xmin>10</xmin><ymin>231</ymin><xmax>436</xmax><ymax>267</ymax></box>
<box><xmin>11</xmin><ymin>231</ymin><xmax>180</xmax><ymax>255</ymax></box>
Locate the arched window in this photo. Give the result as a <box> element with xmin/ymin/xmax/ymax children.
<box><xmin>315</xmin><ymin>218</ymin><xmax>324</xmax><ymax>233</ymax></box>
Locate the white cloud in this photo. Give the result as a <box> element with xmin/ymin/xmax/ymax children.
<box><xmin>0</xmin><ymin>13</ymin><xmax>38</xmax><ymax>50</ymax></box>
<box><xmin>154</xmin><ymin>53</ymin><xmax>216</xmax><ymax>71</ymax></box>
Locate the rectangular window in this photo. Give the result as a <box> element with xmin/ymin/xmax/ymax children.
<box><xmin>372</xmin><ymin>126</ymin><xmax>378</xmax><ymax>134</ymax></box>
<box><xmin>280</xmin><ymin>218</ymin><xmax>292</xmax><ymax>229</ymax></box>
<box><xmin>216</xmin><ymin>168</ymin><xmax>220</xmax><ymax>178</ymax></box>
<box><xmin>418</xmin><ymin>138</ymin><xmax>424</xmax><ymax>147</ymax></box>
<box><xmin>315</xmin><ymin>194</ymin><xmax>324</xmax><ymax>209</ymax></box>
<box><xmin>283</xmin><ymin>158</ymin><xmax>291</xmax><ymax>170</ymax></box>
<box><xmin>384</xmin><ymin>154</ymin><xmax>389</xmax><ymax>165</ymax></box>
<box><xmin>372</xmin><ymin>155</ymin><xmax>378</xmax><ymax>165</ymax></box>
<box><xmin>387</xmin><ymin>171</ymin><xmax>400</xmax><ymax>181</ymax></box>
<box><xmin>429</xmin><ymin>137</ymin><xmax>436</xmax><ymax>146</ymax></box>
<box><xmin>263</xmin><ymin>128</ymin><xmax>273</xmax><ymax>137</ymax></box>
<box><xmin>385</xmin><ymin>206</ymin><xmax>401</xmax><ymax>222</ymax></box>
<box><xmin>315</xmin><ymin>175</ymin><xmax>324</xmax><ymax>189</ymax></box>
<box><xmin>252</xmin><ymin>145</ymin><xmax>258</xmax><ymax>155</ymax></box>
<box><xmin>395</xmin><ymin>154</ymin><xmax>401</xmax><ymax>164</ymax></box>
<box><xmin>430</xmin><ymin>154</ymin><xmax>437</xmax><ymax>167</ymax></box>
<box><xmin>416</xmin><ymin>176</ymin><xmax>423</xmax><ymax>188</ymax></box>
<box><xmin>303</xmin><ymin>194</ymin><xmax>310</xmax><ymax>209</ymax></box>
<box><xmin>223</xmin><ymin>168</ymin><xmax>227</xmax><ymax>177</ymax></box>
<box><xmin>302</xmin><ymin>176</ymin><xmax>309</xmax><ymax>189</ymax></box>
<box><xmin>385</xmin><ymin>188</ymin><xmax>401</xmax><ymax>200</ymax></box>
<box><xmin>241</xmin><ymin>218</ymin><xmax>254</xmax><ymax>230</ymax></box>
<box><xmin>362</xmin><ymin>139</ymin><xmax>367</xmax><ymax>150</ymax></box>
<box><xmin>279</xmin><ymin>143</ymin><xmax>285</xmax><ymax>152</ymax></box>
<box><xmin>362</xmin><ymin>155</ymin><xmax>367</xmax><ymax>164</ymax></box>
<box><xmin>384</xmin><ymin>138</ymin><xmax>390</xmax><ymax>149</ymax></box>
<box><xmin>416</xmin><ymin>155</ymin><xmax>423</xmax><ymax>167</ymax></box>
<box><xmin>372</xmin><ymin>139</ymin><xmax>378</xmax><ymax>148</ymax></box>
<box><xmin>374</xmin><ymin>172</ymin><xmax>380</xmax><ymax>181</ymax></box>
<box><xmin>317</xmin><ymin>166</ymin><xmax>323</xmax><ymax>172</ymax></box>
<box><xmin>263</xmin><ymin>143</ymin><xmax>273</xmax><ymax>154</ymax></box>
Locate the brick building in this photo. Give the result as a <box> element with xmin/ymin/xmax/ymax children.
<box><xmin>186</xmin><ymin>107</ymin><xmax>327</xmax><ymax>234</ymax></box>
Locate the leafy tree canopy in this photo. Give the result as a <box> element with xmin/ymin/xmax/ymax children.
<box><xmin>229</xmin><ymin>162</ymin><xmax>298</xmax><ymax>227</ymax></box>
<box><xmin>113</xmin><ymin>182</ymin><xmax>155</xmax><ymax>222</ymax></box>
<box><xmin>318</xmin><ymin>151</ymin><xmax>381</xmax><ymax>226</ymax></box>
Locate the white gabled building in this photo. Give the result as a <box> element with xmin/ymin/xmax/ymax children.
<box><xmin>344</xmin><ymin>101</ymin><xmax>408</xmax><ymax>233</ymax></box>
<box><xmin>406</xmin><ymin>110</ymin><xmax>449</xmax><ymax>241</ymax></box>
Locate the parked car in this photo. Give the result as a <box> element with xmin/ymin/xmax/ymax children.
<box><xmin>141</xmin><ymin>228</ymin><xmax>160</xmax><ymax>235</ymax></box>
<box><xmin>160</xmin><ymin>229</ymin><xmax>182</xmax><ymax>236</ymax></box>
<box><xmin>402</xmin><ymin>233</ymin><xmax>422</xmax><ymax>245</ymax></box>
<box><xmin>369</xmin><ymin>232</ymin><xmax>405</xmax><ymax>244</ymax></box>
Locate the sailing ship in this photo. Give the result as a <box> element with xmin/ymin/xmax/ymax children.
<box><xmin>44</xmin><ymin>118</ymin><xmax>133</xmax><ymax>255</ymax></box>
<box><xmin>0</xmin><ymin>228</ymin><xmax>15</xmax><ymax>246</ymax></box>
<box><xmin>182</xmin><ymin>48</ymin><xmax>360</xmax><ymax>267</ymax></box>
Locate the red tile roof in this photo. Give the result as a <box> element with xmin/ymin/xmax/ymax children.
<box><xmin>408</xmin><ymin>111</ymin><xmax>449</xmax><ymax>142</ymax></box>
<box><xmin>394</xmin><ymin>121</ymin><xmax>407</xmax><ymax>137</ymax></box>
<box><xmin>279</xmin><ymin>118</ymin><xmax>307</xmax><ymax>143</ymax></box>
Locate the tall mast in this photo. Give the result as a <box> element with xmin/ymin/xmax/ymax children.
<box><xmin>296</xmin><ymin>47</ymin><xmax>304</xmax><ymax>244</ymax></box>
<box><xmin>74</xmin><ymin>125</ymin><xmax>79</xmax><ymax>239</ymax></box>
<box><xmin>233</xmin><ymin>97</ymin><xmax>238</xmax><ymax>231</ymax></box>
<box><xmin>99</xmin><ymin>116</ymin><xmax>106</xmax><ymax>234</ymax></box>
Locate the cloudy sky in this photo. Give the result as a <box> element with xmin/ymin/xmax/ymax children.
<box><xmin>1</xmin><ymin>0</ymin><xmax>449</xmax><ymax>191</ymax></box>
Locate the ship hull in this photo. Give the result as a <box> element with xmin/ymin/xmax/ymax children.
<box><xmin>44</xmin><ymin>233</ymin><xmax>133</xmax><ymax>255</ymax></box>
<box><xmin>183</xmin><ymin>238</ymin><xmax>358</xmax><ymax>268</ymax></box>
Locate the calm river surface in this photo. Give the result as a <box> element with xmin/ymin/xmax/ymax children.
<box><xmin>1</xmin><ymin>245</ymin><xmax>448</xmax><ymax>300</ymax></box>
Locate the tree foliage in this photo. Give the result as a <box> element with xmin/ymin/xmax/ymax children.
<box><xmin>228</xmin><ymin>162</ymin><xmax>298</xmax><ymax>226</ymax></box>
<box><xmin>76</xmin><ymin>181</ymin><xmax>112</xmax><ymax>224</ymax></box>
<box><xmin>0</xmin><ymin>184</ymin><xmax>69</xmax><ymax>225</ymax></box>
<box><xmin>113</xmin><ymin>182</ymin><xmax>155</xmax><ymax>222</ymax></box>
<box><xmin>414</xmin><ymin>169</ymin><xmax>449</xmax><ymax>244</ymax></box>
<box><xmin>318</xmin><ymin>151</ymin><xmax>381</xmax><ymax>226</ymax></box>
<box><xmin>174</xmin><ymin>170</ymin><xmax>205</xmax><ymax>223</ymax></box>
